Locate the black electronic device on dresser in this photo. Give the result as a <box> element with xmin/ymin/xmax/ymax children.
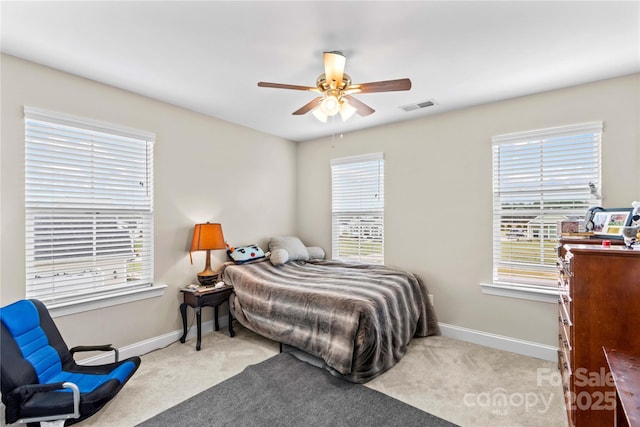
<box><xmin>557</xmin><ymin>238</ymin><xmax>640</xmax><ymax>427</ymax></box>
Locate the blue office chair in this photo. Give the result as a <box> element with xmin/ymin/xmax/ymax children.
<box><xmin>0</xmin><ymin>299</ymin><xmax>140</xmax><ymax>425</ymax></box>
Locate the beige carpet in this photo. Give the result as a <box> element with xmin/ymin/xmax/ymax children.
<box><xmin>10</xmin><ymin>325</ymin><xmax>568</xmax><ymax>427</ymax></box>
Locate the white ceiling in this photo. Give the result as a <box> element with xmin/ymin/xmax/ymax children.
<box><xmin>2</xmin><ymin>1</ymin><xmax>639</xmax><ymax>142</ymax></box>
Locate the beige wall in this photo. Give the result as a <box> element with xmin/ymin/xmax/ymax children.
<box><xmin>296</xmin><ymin>73</ymin><xmax>640</xmax><ymax>347</ymax></box>
<box><xmin>2</xmin><ymin>53</ymin><xmax>638</xmax><ymax>352</ymax></box>
<box><xmin>0</xmin><ymin>54</ymin><xmax>297</xmax><ymax>348</ymax></box>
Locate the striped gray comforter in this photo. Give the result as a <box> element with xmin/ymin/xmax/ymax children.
<box><xmin>221</xmin><ymin>259</ymin><xmax>439</xmax><ymax>383</ymax></box>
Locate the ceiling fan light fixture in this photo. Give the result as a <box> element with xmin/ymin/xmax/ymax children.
<box><xmin>339</xmin><ymin>100</ymin><xmax>357</xmax><ymax>122</ymax></box>
<box><xmin>320</xmin><ymin>95</ymin><xmax>341</xmax><ymax>116</ymax></box>
<box><xmin>312</xmin><ymin>107</ymin><xmax>328</xmax><ymax>123</ymax></box>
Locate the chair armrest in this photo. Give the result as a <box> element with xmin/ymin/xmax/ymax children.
<box><xmin>9</xmin><ymin>382</ymin><xmax>81</xmax><ymax>424</ymax></box>
<box><xmin>70</xmin><ymin>344</ymin><xmax>115</xmax><ymax>353</ymax></box>
<box><xmin>70</xmin><ymin>344</ymin><xmax>119</xmax><ymax>362</ymax></box>
<box><xmin>9</xmin><ymin>382</ymin><xmax>67</xmax><ymax>399</ymax></box>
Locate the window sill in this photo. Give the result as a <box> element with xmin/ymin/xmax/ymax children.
<box><xmin>480</xmin><ymin>282</ymin><xmax>560</xmax><ymax>304</ymax></box>
<box><xmin>48</xmin><ymin>284</ymin><xmax>167</xmax><ymax>318</ymax></box>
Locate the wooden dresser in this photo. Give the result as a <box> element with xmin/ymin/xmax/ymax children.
<box><xmin>557</xmin><ymin>242</ymin><xmax>640</xmax><ymax>427</ymax></box>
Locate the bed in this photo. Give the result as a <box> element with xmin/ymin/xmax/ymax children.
<box><xmin>220</xmin><ymin>254</ymin><xmax>439</xmax><ymax>383</ymax></box>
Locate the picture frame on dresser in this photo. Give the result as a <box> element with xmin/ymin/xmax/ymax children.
<box><xmin>592</xmin><ymin>207</ymin><xmax>633</xmax><ymax>239</ymax></box>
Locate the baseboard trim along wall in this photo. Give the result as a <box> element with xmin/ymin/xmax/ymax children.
<box><xmin>78</xmin><ymin>318</ymin><xmax>220</xmax><ymax>365</ymax></box>
<box><xmin>80</xmin><ymin>317</ymin><xmax>558</xmax><ymax>365</ymax></box>
<box><xmin>439</xmin><ymin>322</ymin><xmax>558</xmax><ymax>362</ymax></box>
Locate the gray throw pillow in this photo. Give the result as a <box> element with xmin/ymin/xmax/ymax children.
<box><xmin>306</xmin><ymin>246</ymin><xmax>325</xmax><ymax>260</ymax></box>
<box><xmin>270</xmin><ymin>248</ymin><xmax>289</xmax><ymax>266</ymax></box>
<box><xmin>269</xmin><ymin>236</ymin><xmax>309</xmax><ymax>262</ymax></box>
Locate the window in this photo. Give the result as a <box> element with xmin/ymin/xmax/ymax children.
<box><xmin>25</xmin><ymin>107</ymin><xmax>155</xmax><ymax>309</ymax></box>
<box><xmin>331</xmin><ymin>153</ymin><xmax>384</xmax><ymax>264</ymax></box>
<box><xmin>490</xmin><ymin>122</ymin><xmax>602</xmax><ymax>294</ymax></box>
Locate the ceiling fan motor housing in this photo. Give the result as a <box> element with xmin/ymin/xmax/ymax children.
<box><xmin>316</xmin><ymin>73</ymin><xmax>351</xmax><ymax>92</ymax></box>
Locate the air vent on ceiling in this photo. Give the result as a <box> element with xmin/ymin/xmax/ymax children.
<box><xmin>399</xmin><ymin>99</ymin><xmax>437</xmax><ymax>112</ymax></box>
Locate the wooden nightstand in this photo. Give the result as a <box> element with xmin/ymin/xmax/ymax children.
<box><xmin>179</xmin><ymin>286</ymin><xmax>235</xmax><ymax>351</ymax></box>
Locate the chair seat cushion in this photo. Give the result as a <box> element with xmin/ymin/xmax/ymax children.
<box><xmin>51</xmin><ymin>360</ymin><xmax>138</xmax><ymax>393</ymax></box>
<box><xmin>19</xmin><ymin>362</ymin><xmax>138</xmax><ymax>420</ymax></box>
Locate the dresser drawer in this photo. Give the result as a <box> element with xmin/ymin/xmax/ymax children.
<box><xmin>558</xmin><ymin>335</ymin><xmax>573</xmax><ymax>376</ymax></box>
<box><xmin>557</xmin><ymin>257</ymin><xmax>572</xmax><ymax>290</ymax></box>
<box><xmin>565</xmin><ymin>252</ymin><xmax>573</xmax><ymax>276</ymax></box>
<box><xmin>558</xmin><ymin>294</ymin><xmax>573</xmax><ymax>377</ymax></box>
<box><xmin>557</xmin><ymin>273</ymin><xmax>569</xmax><ymax>290</ymax></box>
<box><xmin>558</xmin><ymin>292</ymin><xmax>572</xmax><ymax>326</ymax></box>
<box><xmin>558</xmin><ymin>312</ymin><xmax>572</xmax><ymax>350</ymax></box>
<box><xmin>559</xmin><ymin>347</ymin><xmax>575</xmax><ymax>427</ymax></box>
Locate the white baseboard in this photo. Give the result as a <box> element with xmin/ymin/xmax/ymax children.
<box><xmin>438</xmin><ymin>322</ymin><xmax>558</xmax><ymax>363</ymax></box>
<box><xmin>80</xmin><ymin>317</ymin><xmax>558</xmax><ymax>365</ymax></box>
<box><xmin>78</xmin><ymin>317</ymin><xmax>223</xmax><ymax>365</ymax></box>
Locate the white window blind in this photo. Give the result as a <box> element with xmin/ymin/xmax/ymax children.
<box><xmin>492</xmin><ymin>121</ymin><xmax>602</xmax><ymax>288</ymax></box>
<box><xmin>25</xmin><ymin>107</ymin><xmax>154</xmax><ymax>306</ymax></box>
<box><xmin>331</xmin><ymin>153</ymin><xmax>384</xmax><ymax>264</ymax></box>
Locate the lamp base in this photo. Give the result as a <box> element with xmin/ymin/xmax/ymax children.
<box><xmin>197</xmin><ymin>274</ymin><xmax>218</xmax><ymax>287</ymax></box>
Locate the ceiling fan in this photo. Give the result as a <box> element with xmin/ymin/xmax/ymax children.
<box><xmin>257</xmin><ymin>51</ymin><xmax>412</xmax><ymax>123</ymax></box>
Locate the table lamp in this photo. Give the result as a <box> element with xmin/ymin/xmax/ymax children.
<box><xmin>190</xmin><ymin>222</ymin><xmax>225</xmax><ymax>286</ymax></box>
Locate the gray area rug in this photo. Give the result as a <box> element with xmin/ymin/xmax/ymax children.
<box><xmin>137</xmin><ymin>352</ymin><xmax>458</xmax><ymax>426</ymax></box>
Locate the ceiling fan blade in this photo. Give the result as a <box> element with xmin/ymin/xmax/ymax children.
<box><xmin>343</xmin><ymin>95</ymin><xmax>375</xmax><ymax>116</ymax></box>
<box><xmin>345</xmin><ymin>78</ymin><xmax>412</xmax><ymax>94</ymax></box>
<box><xmin>324</xmin><ymin>51</ymin><xmax>346</xmax><ymax>90</ymax></box>
<box><xmin>292</xmin><ymin>97</ymin><xmax>323</xmax><ymax>115</ymax></box>
<box><xmin>258</xmin><ymin>82</ymin><xmax>319</xmax><ymax>92</ymax></box>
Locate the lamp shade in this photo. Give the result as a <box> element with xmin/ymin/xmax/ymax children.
<box><xmin>191</xmin><ymin>223</ymin><xmax>225</xmax><ymax>252</ymax></box>
<box><xmin>190</xmin><ymin>222</ymin><xmax>225</xmax><ymax>286</ymax></box>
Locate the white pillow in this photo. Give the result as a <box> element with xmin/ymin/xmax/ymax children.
<box><xmin>306</xmin><ymin>246</ymin><xmax>325</xmax><ymax>260</ymax></box>
<box><xmin>270</xmin><ymin>248</ymin><xmax>289</xmax><ymax>266</ymax></box>
<box><xmin>269</xmin><ymin>236</ymin><xmax>309</xmax><ymax>261</ymax></box>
